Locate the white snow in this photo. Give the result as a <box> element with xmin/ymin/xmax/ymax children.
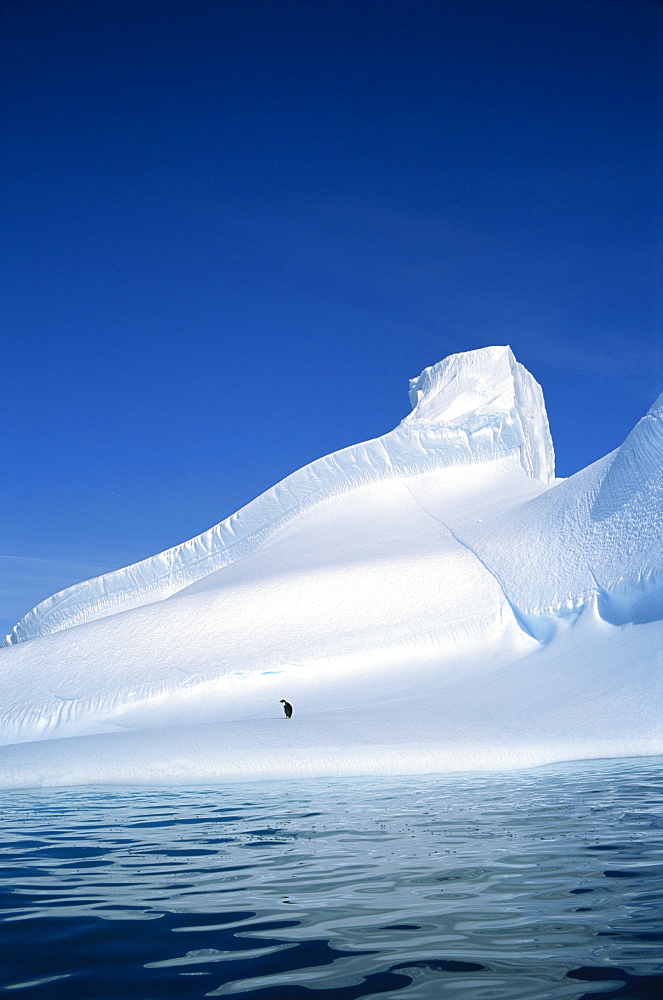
<box><xmin>0</xmin><ymin>345</ymin><xmax>661</xmax><ymax>787</ymax></box>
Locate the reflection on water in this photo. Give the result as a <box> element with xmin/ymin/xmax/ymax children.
<box><xmin>0</xmin><ymin>757</ymin><xmax>662</xmax><ymax>999</ymax></box>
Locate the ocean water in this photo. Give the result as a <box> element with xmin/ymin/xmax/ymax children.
<box><xmin>0</xmin><ymin>757</ymin><xmax>662</xmax><ymax>999</ymax></box>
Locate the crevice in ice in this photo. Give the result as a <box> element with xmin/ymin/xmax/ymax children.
<box><xmin>401</xmin><ymin>480</ymin><xmax>554</xmax><ymax>645</ymax></box>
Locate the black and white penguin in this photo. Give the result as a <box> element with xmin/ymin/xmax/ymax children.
<box><xmin>279</xmin><ymin>699</ymin><xmax>293</xmax><ymax>719</ymax></box>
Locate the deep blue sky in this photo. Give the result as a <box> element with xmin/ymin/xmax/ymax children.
<box><xmin>2</xmin><ymin>0</ymin><xmax>661</xmax><ymax>633</ymax></box>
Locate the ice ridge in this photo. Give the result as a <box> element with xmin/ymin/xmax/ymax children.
<box><xmin>4</xmin><ymin>346</ymin><xmax>554</xmax><ymax>645</ymax></box>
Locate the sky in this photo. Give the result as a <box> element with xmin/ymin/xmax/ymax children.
<box><xmin>1</xmin><ymin>0</ymin><xmax>661</xmax><ymax>636</ymax></box>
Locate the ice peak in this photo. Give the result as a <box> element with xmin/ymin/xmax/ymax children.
<box><xmin>404</xmin><ymin>346</ymin><xmax>555</xmax><ymax>482</ymax></box>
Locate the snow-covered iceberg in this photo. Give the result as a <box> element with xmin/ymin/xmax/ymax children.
<box><xmin>1</xmin><ymin>346</ymin><xmax>661</xmax><ymax>787</ymax></box>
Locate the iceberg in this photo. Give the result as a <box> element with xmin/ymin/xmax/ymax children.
<box><xmin>1</xmin><ymin>345</ymin><xmax>661</xmax><ymax>787</ymax></box>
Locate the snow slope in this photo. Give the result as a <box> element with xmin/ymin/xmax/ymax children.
<box><xmin>0</xmin><ymin>346</ymin><xmax>661</xmax><ymax>787</ymax></box>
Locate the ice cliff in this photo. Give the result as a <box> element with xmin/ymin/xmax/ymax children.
<box><xmin>0</xmin><ymin>346</ymin><xmax>660</xmax><ymax>787</ymax></box>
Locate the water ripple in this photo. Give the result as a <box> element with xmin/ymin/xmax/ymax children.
<box><xmin>0</xmin><ymin>757</ymin><xmax>662</xmax><ymax>998</ymax></box>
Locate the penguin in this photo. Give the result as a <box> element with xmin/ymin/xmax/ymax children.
<box><xmin>279</xmin><ymin>699</ymin><xmax>293</xmax><ymax>719</ymax></box>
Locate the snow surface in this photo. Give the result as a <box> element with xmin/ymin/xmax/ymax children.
<box><xmin>0</xmin><ymin>345</ymin><xmax>661</xmax><ymax>787</ymax></box>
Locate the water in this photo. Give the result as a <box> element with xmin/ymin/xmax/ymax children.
<box><xmin>0</xmin><ymin>757</ymin><xmax>662</xmax><ymax>999</ymax></box>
